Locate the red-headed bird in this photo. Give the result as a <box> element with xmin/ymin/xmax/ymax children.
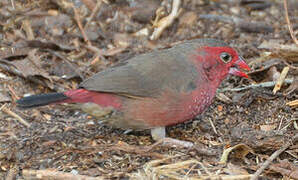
<box><xmin>17</xmin><ymin>39</ymin><xmax>250</xmax><ymax>142</ymax></box>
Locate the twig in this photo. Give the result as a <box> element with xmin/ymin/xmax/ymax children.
<box><xmin>160</xmin><ymin>137</ymin><xmax>194</xmax><ymax>148</ymax></box>
<box><xmin>280</xmin><ymin>118</ymin><xmax>297</xmax><ymax>131</ymax></box>
<box><xmin>281</xmin><ymin>59</ymin><xmax>298</xmax><ymax>70</ymax></box>
<box><xmin>208</xmin><ymin>118</ymin><xmax>218</xmax><ymax>135</ymax></box>
<box><xmin>150</xmin><ymin>0</ymin><xmax>182</xmax><ymax>40</ymax></box>
<box><xmin>219</xmin><ymin>79</ymin><xmax>293</xmax><ymax>92</ymax></box>
<box><xmin>85</xmin><ymin>44</ymin><xmax>126</xmax><ymax>57</ymax></box>
<box><xmin>81</xmin><ymin>0</ymin><xmax>96</xmax><ymax>11</ymax></box>
<box><xmin>85</xmin><ymin>44</ymin><xmax>105</xmax><ymax>55</ymax></box>
<box><xmin>10</xmin><ymin>0</ymin><xmax>15</xmax><ymax>9</ymax></box>
<box><xmin>294</xmin><ymin>119</ymin><xmax>298</xmax><ymax>130</ymax></box>
<box><xmin>197</xmin><ymin>162</ymin><xmax>212</xmax><ymax>175</ymax></box>
<box><xmin>199</xmin><ymin>14</ymin><xmax>273</xmax><ymax>33</ymax></box>
<box><xmin>84</xmin><ymin>0</ymin><xmax>103</xmax><ymax>29</ymax></box>
<box><xmin>273</xmin><ymin>66</ymin><xmax>289</xmax><ymax>94</ymax></box>
<box><xmin>7</xmin><ymin>84</ymin><xmax>19</xmax><ymax>100</ymax></box>
<box><xmin>286</xmin><ymin>99</ymin><xmax>298</xmax><ymax>107</ymax></box>
<box><xmin>184</xmin><ymin>163</ymin><xmax>197</xmax><ymax>177</ymax></box>
<box><xmin>90</xmin><ymin>55</ymin><xmax>101</xmax><ymax>65</ymax></box>
<box><xmin>192</xmin><ymin>146</ymin><xmax>217</xmax><ymax>156</ymax></box>
<box><xmin>284</xmin><ymin>77</ymin><xmax>298</xmax><ymax>95</ymax></box>
<box><xmin>250</xmin><ymin>135</ymin><xmax>298</xmax><ymax>180</ymax></box>
<box><xmin>22</xmin><ymin>169</ymin><xmax>103</xmax><ymax>180</ymax></box>
<box><xmin>73</xmin><ymin>5</ymin><xmax>91</xmax><ymax>46</ymax></box>
<box><xmin>1</xmin><ymin>104</ymin><xmax>30</xmax><ymax>127</ymax></box>
<box><xmin>283</xmin><ymin>0</ymin><xmax>298</xmax><ymax>45</ymax></box>
<box><xmin>277</xmin><ymin>116</ymin><xmax>284</xmax><ymax>131</ymax></box>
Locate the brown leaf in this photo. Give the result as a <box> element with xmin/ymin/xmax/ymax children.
<box><xmin>231</xmin><ymin>123</ymin><xmax>285</xmax><ymax>152</ymax></box>
<box><xmin>130</xmin><ymin>0</ymin><xmax>160</xmax><ymax>23</ymax></box>
<box><xmin>26</xmin><ymin>40</ymin><xmax>75</xmax><ymax>52</ymax></box>
<box><xmin>17</xmin><ymin>50</ymin><xmax>52</xmax><ymax>79</ymax></box>
<box><xmin>0</xmin><ymin>47</ymin><xmax>30</xmax><ymax>59</ymax></box>
<box><xmin>269</xmin><ymin>160</ymin><xmax>298</xmax><ymax>180</ymax></box>
<box><xmin>2</xmin><ymin>49</ymin><xmax>55</xmax><ymax>89</ymax></box>
<box><xmin>220</xmin><ymin>144</ymin><xmax>254</xmax><ymax>163</ymax></box>
<box><xmin>51</xmin><ymin>59</ymin><xmax>81</xmax><ymax>80</ymax></box>
<box><xmin>224</xmin><ymin>163</ymin><xmax>249</xmax><ymax>175</ymax></box>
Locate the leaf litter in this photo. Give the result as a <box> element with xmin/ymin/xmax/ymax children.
<box><xmin>0</xmin><ymin>0</ymin><xmax>297</xmax><ymax>179</ymax></box>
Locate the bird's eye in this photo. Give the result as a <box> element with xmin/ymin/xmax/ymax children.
<box><xmin>220</xmin><ymin>52</ymin><xmax>232</xmax><ymax>63</ymax></box>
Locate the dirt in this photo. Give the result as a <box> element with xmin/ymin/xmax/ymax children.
<box><xmin>0</xmin><ymin>0</ymin><xmax>297</xmax><ymax>179</ymax></box>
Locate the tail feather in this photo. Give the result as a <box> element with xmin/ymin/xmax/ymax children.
<box><xmin>16</xmin><ymin>92</ymin><xmax>69</xmax><ymax>108</ymax></box>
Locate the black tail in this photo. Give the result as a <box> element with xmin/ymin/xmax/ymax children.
<box><xmin>16</xmin><ymin>93</ymin><xmax>69</xmax><ymax>108</ymax></box>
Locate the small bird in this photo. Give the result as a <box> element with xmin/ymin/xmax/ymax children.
<box><xmin>17</xmin><ymin>39</ymin><xmax>250</xmax><ymax>143</ymax></box>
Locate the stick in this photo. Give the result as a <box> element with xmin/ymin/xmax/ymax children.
<box><xmin>281</xmin><ymin>59</ymin><xmax>298</xmax><ymax>70</ymax></box>
<box><xmin>219</xmin><ymin>79</ymin><xmax>293</xmax><ymax>92</ymax></box>
<box><xmin>199</xmin><ymin>14</ymin><xmax>273</xmax><ymax>33</ymax></box>
<box><xmin>81</xmin><ymin>0</ymin><xmax>96</xmax><ymax>11</ymax></box>
<box><xmin>73</xmin><ymin>5</ymin><xmax>91</xmax><ymax>46</ymax></box>
<box><xmin>1</xmin><ymin>104</ymin><xmax>30</xmax><ymax>128</ymax></box>
<box><xmin>209</xmin><ymin>118</ymin><xmax>218</xmax><ymax>135</ymax></box>
<box><xmin>283</xmin><ymin>0</ymin><xmax>298</xmax><ymax>45</ymax></box>
<box><xmin>22</xmin><ymin>169</ymin><xmax>103</xmax><ymax>180</ymax></box>
<box><xmin>273</xmin><ymin>66</ymin><xmax>289</xmax><ymax>94</ymax></box>
<box><xmin>84</xmin><ymin>0</ymin><xmax>103</xmax><ymax>29</ymax></box>
<box><xmin>150</xmin><ymin>0</ymin><xmax>181</xmax><ymax>40</ymax></box>
<box><xmin>250</xmin><ymin>134</ymin><xmax>298</xmax><ymax>180</ymax></box>
<box><xmin>8</xmin><ymin>84</ymin><xmax>19</xmax><ymax>100</ymax></box>
<box><xmin>286</xmin><ymin>99</ymin><xmax>298</xmax><ymax>107</ymax></box>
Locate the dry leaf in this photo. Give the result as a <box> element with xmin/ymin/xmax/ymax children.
<box><xmin>220</xmin><ymin>144</ymin><xmax>254</xmax><ymax>163</ymax></box>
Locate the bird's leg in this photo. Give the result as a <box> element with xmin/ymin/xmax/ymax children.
<box><xmin>150</xmin><ymin>127</ymin><xmax>194</xmax><ymax>148</ymax></box>
<box><xmin>150</xmin><ymin>126</ymin><xmax>166</xmax><ymax>140</ymax></box>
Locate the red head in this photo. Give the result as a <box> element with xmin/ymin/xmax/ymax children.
<box><xmin>195</xmin><ymin>46</ymin><xmax>250</xmax><ymax>84</ymax></box>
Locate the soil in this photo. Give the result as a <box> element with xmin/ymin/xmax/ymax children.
<box><xmin>0</xmin><ymin>0</ymin><xmax>297</xmax><ymax>179</ymax></box>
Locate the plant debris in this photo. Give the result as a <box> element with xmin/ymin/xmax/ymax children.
<box><xmin>0</xmin><ymin>0</ymin><xmax>297</xmax><ymax>179</ymax></box>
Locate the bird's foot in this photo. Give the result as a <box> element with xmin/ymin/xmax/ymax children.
<box><xmin>151</xmin><ymin>127</ymin><xmax>194</xmax><ymax>148</ymax></box>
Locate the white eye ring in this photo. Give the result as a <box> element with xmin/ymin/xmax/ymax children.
<box><xmin>220</xmin><ymin>52</ymin><xmax>232</xmax><ymax>63</ymax></box>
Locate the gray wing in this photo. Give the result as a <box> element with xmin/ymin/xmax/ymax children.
<box><xmin>79</xmin><ymin>39</ymin><xmax>227</xmax><ymax>97</ymax></box>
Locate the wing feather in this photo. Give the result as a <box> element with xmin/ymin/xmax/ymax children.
<box><xmin>79</xmin><ymin>39</ymin><xmax>228</xmax><ymax>97</ymax></box>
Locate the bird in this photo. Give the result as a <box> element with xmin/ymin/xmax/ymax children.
<box><xmin>17</xmin><ymin>39</ymin><xmax>250</xmax><ymax>144</ymax></box>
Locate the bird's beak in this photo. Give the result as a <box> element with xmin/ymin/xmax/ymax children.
<box><xmin>229</xmin><ymin>56</ymin><xmax>251</xmax><ymax>78</ymax></box>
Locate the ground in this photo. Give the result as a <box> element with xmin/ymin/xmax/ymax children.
<box><xmin>0</xmin><ymin>0</ymin><xmax>297</xmax><ymax>179</ymax></box>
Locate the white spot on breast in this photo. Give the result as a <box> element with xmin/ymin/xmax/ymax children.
<box><xmin>190</xmin><ymin>89</ymin><xmax>213</xmax><ymax>116</ymax></box>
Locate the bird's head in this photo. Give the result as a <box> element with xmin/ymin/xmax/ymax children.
<box><xmin>195</xmin><ymin>45</ymin><xmax>250</xmax><ymax>83</ymax></box>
